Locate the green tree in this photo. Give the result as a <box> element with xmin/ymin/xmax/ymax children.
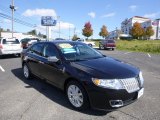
<box><xmin>7</xmin><ymin>29</ymin><xmax>10</xmax><ymax>32</ymax></box>
<box><xmin>145</xmin><ymin>26</ymin><xmax>154</xmax><ymax>39</ymax></box>
<box><xmin>27</xmin><ymin>29</ymin><xmax>37</xmax><ymax>36</ymax></box>
<box><xmin>130</xmin><ymin>22</ymin><xmax>144</xmax><ymax>39</ymax></box>
<box><xmin>99</xmin><ymin>25</ymin><xmax>109</xmax><ymax>38</ymax></box>
<box><xmin>38</xmin><ymin>32</ymin><xmax>42</xmax><ymax>37</ymax></box>
<box><xmin>43</xmin><ymin>35</ymin><xmax>47</xmax><ymax>38</ymax></box>
<box><xmin>82</xmin><ymin>22</ymin><xmax>93</xmax><ymax>39</ymax></box>
<box><xmin>72</xmin><ymin>34</ymin><xmax>79</xmax><ymax>41</ymax></box>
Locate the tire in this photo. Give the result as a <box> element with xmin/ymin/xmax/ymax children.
<box><xmin>66</xmin><ymin>81</ymin><xmax>89</xmax><ymax>110</ymax></box>
<box><xmin>0</xmin><ymin>55</ymin><xmax>3</xmax><ymax>59</ymax></box>
<box><xmin>99</xmin><ymin>45</ymin><xmax>104</xmax><ymax>50</ymax></box>
<box><xmin>88</xmin><ymin>44</ymin><xmax>92</xmax><ymax>47</ymax></box>
<box><xmin>15</xmin><ymin>54</ymin><xmax>21</xmax><ymax>57</ymax></box>
<box><xmin>112</xmin><ymin>48</ymin><xmax>114</xmax><ymax>51</ymax></box>
<box><xmin>23</xmin><ymin>63</ymin><xmax>32</xmax><ymax>79</ymax></box>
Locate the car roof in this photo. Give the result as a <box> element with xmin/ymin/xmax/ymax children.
<box><xmin>39</xmin><ymin>40</ymin><xmax>78</xmax><ymax>44</ymax></box>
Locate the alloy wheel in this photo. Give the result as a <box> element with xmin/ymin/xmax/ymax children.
<box><xmin>67</xmin><ymin>85</ymin><xmax>84</xmax><ymax>108</ymax></box>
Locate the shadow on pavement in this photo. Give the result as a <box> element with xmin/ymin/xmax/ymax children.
<box><xmin>0</xmin><ymin>54</ymin><xmax>20</xmax><ymax>59</ymax></box>
<box><xmin>11</xmin><ymin>68</ymin><xmax>110</xmax><ymax>116</ymax></box>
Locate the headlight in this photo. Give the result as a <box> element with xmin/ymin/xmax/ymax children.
<box><xmin>92</xmin><ymin>78</ymin><xmax>124</xmax><ymax>89</ymax></box>
<box><xmin>139</xmin><ymin>71</ymin><xmax>144</xmax><ymax>87</ymax></box>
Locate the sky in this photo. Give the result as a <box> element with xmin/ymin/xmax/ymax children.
<box><xmin>0</xmin><ymin>0</ymin><xmax>160</xmax><ymax>39</ymax></box>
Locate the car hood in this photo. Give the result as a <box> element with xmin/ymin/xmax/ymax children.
<box><xmin>71</xmin><ymin>57</ymin><xmax>139</xmax><ymax>79</ymax></box>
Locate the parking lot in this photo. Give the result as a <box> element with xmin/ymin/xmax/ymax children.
<box><xmin>0</xmin><ymin>50</ymin><xmax>160</xmax><ymax>120</ymax></box>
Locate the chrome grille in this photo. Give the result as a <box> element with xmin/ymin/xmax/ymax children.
<box><xmin>120</xmin><ymin>78</ymin><xmax>140</xmax><ymax>93</ymax></box>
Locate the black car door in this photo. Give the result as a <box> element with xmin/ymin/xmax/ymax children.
<box><xmin>38</xmin><ymin>43</ymin><xmax>67</xmax><ymax>88</ymax></box>
<box><xmin>27</xmin><ymin>43</ymin><xmax>44</xmax><ymax>77</ymax></box>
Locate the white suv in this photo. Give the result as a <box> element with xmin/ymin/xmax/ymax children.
<box><xmin>0</xmin><ymin>38</ymin><xmax>23</xmax><ymax>57</ymax></box>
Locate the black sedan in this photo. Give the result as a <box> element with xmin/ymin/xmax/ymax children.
<box><xmin>21</xmin><ymin>41</ymin><xmax>144</xmax><ymax>111</ymax></box>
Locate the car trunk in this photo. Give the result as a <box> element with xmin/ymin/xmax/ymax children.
<box><xmin>2</xmin><ymin>39</ymin><xmax>22</xmax><ymax>51</ymax></box>
<box><xmin>106</xmin><ymin>43</ymin><xmax>116</xmax><ymax>47</ymax></box>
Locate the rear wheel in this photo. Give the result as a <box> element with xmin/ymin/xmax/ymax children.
<box><xmin>99</xmin><ymin>45</ymin><xmax>105</xmax><ymax>50</ymax></box>
<box><xmin>23</xmin><ymin>63</ymin><xmax>32</xmax><ymax>79</ymax></box>
<box><xmin>112</xmin><ymin>48</ymin><xmax>114</xmax><ymax>51</ymax></box>
<box><xmin>66</xmin><ymin>81</ymin><xmax>89</xmax><ymax>110</ymax></box>
<box><xmin>0</xmin><ymin>55</ymin><xmax>3</xmax><ymax>59</ymax></box>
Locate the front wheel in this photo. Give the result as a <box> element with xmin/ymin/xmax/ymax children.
<box><xmin>99</xmin><ymin>45</ymin><xmax>104</xmax><ymax>50</ymax></box>
<box><xmin>88</xmin><ymin>44</ymin><xmax>92</xmax><ymax>47</ymax></box>
<box><xmin>66</xmin><ymin>81</ymin><xmax>89</xmax><ymax>110</ymax></box>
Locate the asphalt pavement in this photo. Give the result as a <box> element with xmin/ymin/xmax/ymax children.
<box><xmin>0</xmin><ymin>50</ymin><xmax>160</xmax><ymax>120</ymax></box>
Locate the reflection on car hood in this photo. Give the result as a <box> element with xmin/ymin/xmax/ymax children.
<box><xmin>71</xmin><ymin>57</ymin><xmax>139</xmax><ymax>79</ymax></box>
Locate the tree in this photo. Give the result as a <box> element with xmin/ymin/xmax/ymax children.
<box><xmin>43</xmin><ymin>35</ymin><xmax>47</xmax><ymax>38</ymax></box>
<box><xmin>82</xmin><ymin>22</ymin><xmax>93</xmax><ymax>39</ymax></box>
<box><xmin>27</xmin><ymin>29</ymin><xmax>37</xmax><ymax>36</ymax></box>
<box><xmin>145</xmin><ymin>26</ymin><xmax>154</xmax><ymax>39</ymax></box>
<box><xmin>38</xmin><ymin>32</ymin><xmax>42</xmax><ymax>37</ymax></box>
<box><xmin>72</xmin><ymin>34</ymin><xmax>79</xmax><ymax>41</ymax></box>
<box><xmin>7</xmin><ymin>29</ymin><xmax>10</xmax><ymax>32</ymax></box>
<box><xmin>99</xmin><ymin>25</ymin><xmax>109</xmax><ymax>38</ymax></box>
<box><xmin>0</xmin><ymin>28</ymin><xmax>4</xmax><ymax>32</ymax></box>
<box><xmin>130</xmin><ymin>22</ymin><xmax>144</xmax><ymax>39</ymax></box>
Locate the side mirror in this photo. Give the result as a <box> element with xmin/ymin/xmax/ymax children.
<box><xmin>47</xmin><ymin>56</ymin><xmax>59</xmax><ymax>63</ymax></box>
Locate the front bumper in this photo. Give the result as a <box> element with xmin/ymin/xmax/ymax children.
<box><xmin>84</xmin><ymin>83</ymin><xmax>143</xmax><ymax>111</ymax></box>
<box><xmin>106</xmin><ymin>47</ymin><xmax>116</xmax><ymax>49</ymax></box>
<box><xmin>0</xmin><ymin>49</ymin><xmax>22</xmax><ymax>55</ymax></box>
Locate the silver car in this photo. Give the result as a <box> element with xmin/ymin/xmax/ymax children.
<box><xmin>0</xmin><ymin>38</ymin><xmax>23</xmax><ymax>57</ymax></box>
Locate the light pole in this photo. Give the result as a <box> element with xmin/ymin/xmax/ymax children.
<box><xmin>69</xmin><ymin>25</ymin><xmax>70</xmax><ymax>40</ymax></box>
<box><xmin>10</xmin><ymin>0</ymin><xmax>16</xmax><ymax>38</ymax></box>
<box><xmin>57</xmin><ymin>16</ymin><xmax>60</xmax><ymax>38</ymax></box>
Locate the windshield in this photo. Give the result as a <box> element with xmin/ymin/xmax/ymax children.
<box><xmin>108</xmin><ymin>40</ymin><xmax>115</xmax><ymax>43</ymax></box>
<box><xmin>56</xmin><ymin>42</ymin><xmax>104</xmax><ymax>61</ymax></box>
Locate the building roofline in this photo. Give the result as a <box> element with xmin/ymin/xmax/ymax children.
<box><xmin>132</xmin><ymin>16</ymin><xmax>150</xmax><ymax>19</ymax></box>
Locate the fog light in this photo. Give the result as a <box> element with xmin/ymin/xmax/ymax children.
<box><xmin>109</xmin><ymin>100</ymin><xmax>123</xmax><ymax>108</ymax></box>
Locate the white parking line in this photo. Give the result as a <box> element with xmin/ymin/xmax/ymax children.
<box><xmin>124</xmin><ymin>52</ymin><xmax>132</xmax><ymax>54</ymax></box>
<box><xmin>0</xmin><ymin>65</ymin><xmax>5</xmax><ymax>72</ymax></box>
<box><xmin>147</xmin><ymin>53</ymin><xmax>151</xmax><ymax>58</ymax></box>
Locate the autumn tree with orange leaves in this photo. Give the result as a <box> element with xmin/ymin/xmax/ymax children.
<box><xmin>130</xmin><ymin>22</ymin><xmax>144</xmax><ymax>39</ymax></box>
<box><xmin>82</xmin><ymin>22</ymin><xmax>93</xmax><ymax>39</ymax></box>
<box><xmin>99</xmin><ymin>25</ymin><xmax>109</xmax><ymax>38</ymax></box>
<box><xmin>145</xmin><ymin>26</ymin><xmax>154</xmax><ymax>39</ymax></box>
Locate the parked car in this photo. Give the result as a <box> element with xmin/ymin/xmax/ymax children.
<box><xmin>21</xmin><ymin>38</ymin><xmax>40</xmax><ymax>49</ymax></box>
<box><xmin>55</xmin><ymin>38</ymin><xmax>65</xmax><ymax>40</ymax></box>
<box><xmin>76</xmin><ymin>39</ymin><xmax>95</xmax><ymax>47</ymax></box>
<box><xmin>0</xmin><ymin>38</ymin><xmax>22</xmax><ymax>57</ymax></box>
<box><xmin>99</xmin><ymin>39</ymin><xmax>116</xmax><ymax>50</ymax></box>
<box><xmin>21</xmin><ymin>41</ymin><xmax>144</xmax><ymax>111</ymax></box>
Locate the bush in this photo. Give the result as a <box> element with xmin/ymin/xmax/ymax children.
<box><xmin>116</xmin><ymin>40</ymin><xmax>160</xmax><ymax>54</ymax></box>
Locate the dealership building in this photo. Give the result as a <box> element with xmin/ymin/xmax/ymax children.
<box><xmin>121</xmin><ymin>16</ymin><xmax>160</xmax><ymax>39</ymax></box>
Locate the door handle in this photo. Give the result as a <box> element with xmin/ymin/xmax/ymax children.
<box><xmin>39</xmin><ymin>61</ymin><xmax>44</xmax><ymax>64</ymax></box>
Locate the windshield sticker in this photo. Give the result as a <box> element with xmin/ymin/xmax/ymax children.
<box><xmin>62</xmin><ymin>48</ymin><xmax>76</xmax><ymax>54</ymax></box>
<box><xmin>59</xmin><ymin>43</ymin><xmax>73</xmax><ymax>49</ymax></box>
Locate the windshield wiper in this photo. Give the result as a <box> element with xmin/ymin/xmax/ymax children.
<box><xmin>69</xmin><ymin>59</ymin><xmax>87</xmax><ymax>62</ymax></box>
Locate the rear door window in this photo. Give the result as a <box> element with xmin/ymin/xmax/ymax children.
<box><xmin>43</xmin><ymin>44</ymin><xmax>58</xmax><ymax>58</ymax></box>
<box><xmin>2</xmin><ymin>39</ymin><xmax>20</xmax><ymax>44</ymax></box>
<box><xmin>30</xmin><ymin>43</ymin><xmax>44</xmax><ymax>56</ymax></box>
